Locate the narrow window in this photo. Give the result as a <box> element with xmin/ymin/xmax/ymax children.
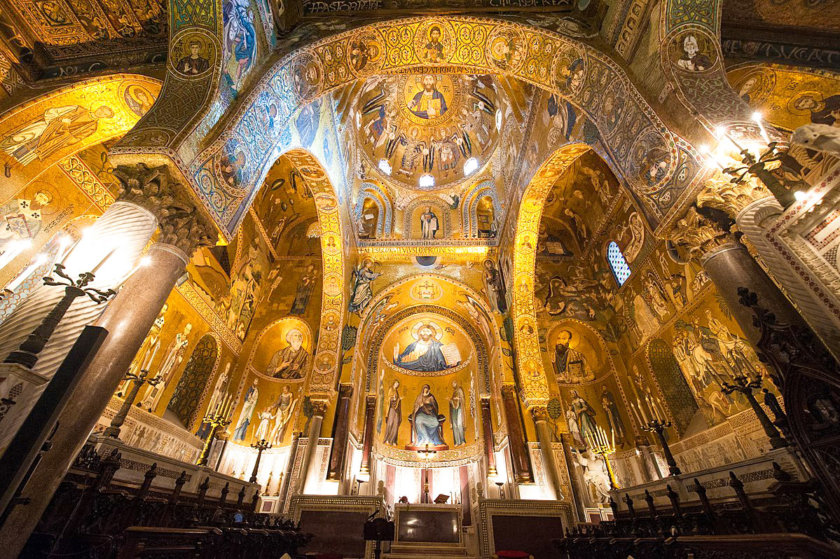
<box><xmin>607</xmin><ymin>241</ymin><xmax>631</xmax><ymax>286</ymax></box>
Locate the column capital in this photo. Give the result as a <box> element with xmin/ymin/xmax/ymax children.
<box><xmin>309</xmin><ymin>398</ymin><xmax>330</xmax><ymax>417</ymax></box>
<box><xmin>112</xmin><ymin>163</ymin><xmax>217</xmax><ymax>255</ymax></box>
<box><xmin>695</xmin><ymin>175</ymin><xmax>772</xmax><ymax>220</ymax></box>
<box><xmin>529</xmin><ymin>405</ymin><xmax>549</xmax><ymax>422</ymax></box>
<box><xmin>665</xmin><ymin>206</ymin><xmax>736</xmax><ymax>261</ymax></box>
<box><xmin>500</xmin><ymin>384</ymin><xmax>518</xmax><ymax>398</ymax></box>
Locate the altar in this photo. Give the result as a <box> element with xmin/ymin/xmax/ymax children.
<box><xmin>394</xmin><ymin>503</ymin><xmax>462</xmax><ymax>545</ymax></box>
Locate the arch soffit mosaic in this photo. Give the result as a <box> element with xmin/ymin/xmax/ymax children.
<box><xmin>0</xmin><ymin>74</ymin><xmax>162</xmax><ymax>189</ymax></box>
<box><xmin>512</xmin><ymin>142</ymin><xmax>592</xmax><ymax>407</ymax></box>
<box><xmin>355</xmin><ymin>274</ymin><xmax>501</xmax><ymax>396</ymax></box>
<box><xmin>657</xmin><ymin>0</ymin><xmax>773</xmax><ymax>189</ymax></box>
<box><xmin>185</xmin><ymin>16</ymin><xmax>705</xmax><ymax>239</ymax></box>
<box><xmin>274</xmin><ymin>148</ymin><xmax>345</xmax><ymax>394</ymax></box>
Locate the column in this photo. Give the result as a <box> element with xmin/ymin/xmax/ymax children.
<box><xmin>298</xmin><ymin>398</ymin><xmax>328</xmax><ymax>494</ymax></box>
<box><xmin>0</xmin><ymin>163</ymin><xmax>216</xmax><ymax>557</ymax></box>
<box><xmin>0</xmin><ymin>201</ymin><xmax>158</xmax><ymax>454</ymax></box>
<box><xmin>480</xmin><ymin>398</ymin><xmax>497</xmax><ymax>478</ymax></box>
<box><xmin>668</xmin><ymin>204</ymin><xmax>804</xmax><ymax>349</ymax></box>
<box><xmin>359</xmin><ymin>394</ymin><xmax>376</xmax><ymax>480</ymax></box>
<box><xmin>501</xmin><ymin>385</ymin><xmax>532</xmax><ymax>483</ymax></box>
<box><xmin>328</xmin><ymin>384</ymin><xmax>352</xmax><ymax>482</ymax></box>
<box><xmin>531</xmin><ymin>406</ymin><xmax>563</xmax><ymax>500</ymax></box>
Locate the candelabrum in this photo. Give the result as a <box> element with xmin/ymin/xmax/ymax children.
<box><xmin>642</xmin><ymin>418</ymin><xmax>681</xmax><ymax>476</ymax></box>
<box><xmin>585</xmin><ymin>426</ymin><xmax>619</xmax><ymax>491</ymax></box>
<box><xmin>721</xmin><ymin>141</ymin><xmax>802</xmax><ymax>209</ymax></box>
<box><xmin>722</xmin><ymin>374</ymin><xmax>787</xmax><ymax>449</ymax></box>
<box><xmin>249</xmin><ymin>438</ymin><xmax>272</xmax><ymax>484</ymax></box>
<box><xmin>103</xmin><ymin>369</ymin><xmax>161</xmax><ymax>438</ymax></box>
<box><xmin>196</xmin><ymin>394</ymin><xmax>234</xmax><ymax>467</ymax></box>
<box><xmin>703</xmin><ymin>120</ymin><xmax>803</xmax><ymax>209</ymax></box>
<box><xmin>5</xmin><ymin>261</ymin><xmax>116</xmax><ymax>369</ymax></box>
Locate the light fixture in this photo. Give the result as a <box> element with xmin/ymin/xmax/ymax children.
<box><xmin>377</xmin><ymin>159</ymin><xmax>391</xmax><ymax>176</ymax></box>
<box><xmin>419</xmin><ymin>174</ymin><xmax>435</xmax><ymax>188</ymax></box>
<box><xmin>463</xmin><ymin>157</ymin><xmax>479</xmax><ymax>176</ymax></box>
<box><xmin>794</xmin><ymin>190</ymin><xmax>808</xmax><ymax>202</ymax></box>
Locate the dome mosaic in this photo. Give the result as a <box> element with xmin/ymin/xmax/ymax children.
<box><xmin>357</xmin><ymin>73</ymin><xmax>502</xmax><ymax>192</ymax></box>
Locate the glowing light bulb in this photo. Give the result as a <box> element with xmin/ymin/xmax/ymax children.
<box><xmin>377</xmin><ymin>159</ymin><xmax>392</xmax><ymax>176</ymax></box>
<box><xmin>794</xmin><ymin>190</ymin><xmax>808</xmax><ymax>202</ymax></box>
<box><xmin>139</xmin><ymin>256</ymin><xmax>152</xmax><ymax>267</ymax></box>
<box><xmin>714</xmin><ymin>125</ymin><xmax>727</xmax><ymax>138</ymax></box>
<box><xmin>419</xmin><ymin>174</ymin><xmax>435</xmax><ymax>188</ymax></box>
<box><xmin>751</xmin><ymin>111</ymin><xmax>763</xmax><ymax>122</ymax></box>
<box><xmin>463</xmin><ymin>157</ymin><xmax>479</xmax><ymax>175</ymax></box>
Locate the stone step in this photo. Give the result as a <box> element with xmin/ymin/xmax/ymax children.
<box><xmin>383</xmin><ymin>542</ymin><xmax>473</xmax><ymax>558</ymax></box>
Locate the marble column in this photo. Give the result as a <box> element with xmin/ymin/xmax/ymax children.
<box><xmin>668</xmin><ymin>205</ymin><xmax>804</xmax><ymax>349</ymax></box>
<box><xmin>359</xmin><ymin>394</ymin><xmax>376</xmax><ymax>479</ymax></box>
<box><xmin>480</xmin><ymin>398</ymin><xmax>497</xmax><ymax>478</ymax></box>
<box><xmin>328</xmin><ymin>384</ymin><xmax>352</xmax><ymax>482</ymax></box>
<box><xmin>0</xmin><ymin>201</ymin><xmax>158</xmax><ymax>454</ymax></box>
<box><xmin>501</xmin><ymin>385</ymin><xmax>532</xmax><ymax>483</ymax></box>
<box><xmin>0</xmin><ymin>163</ymin><xmax>216</xmax><ymax>557</ymax></box>
<box><xmin>531</xmin><ymin>406</ymin><xmax>563</xmax><ymax>500</ymax></box>
<box><xmin>299</xmin><ymin>399</ymin><xmax>328</xmax><ymax>494</ymax></box>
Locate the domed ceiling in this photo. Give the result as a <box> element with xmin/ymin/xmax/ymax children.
<box><xmin>357</xmin><ymin>73</ymin><xmax>501</xmax><ymax>192</ymax></box>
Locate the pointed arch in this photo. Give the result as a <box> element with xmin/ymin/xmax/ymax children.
<box><xmin>187</xmin><ymin>16</ymin><xmax>703</xmax><ymax>238</ymax></box>
<box><xmin>0</xmin><ymin>74</ymin><xmax>161</xmax><ymax>196</ymax></box>
<box><xmin>511</xmin><ymin>143</ymin><xmax>591</xmax><ymax>406</ymax></box>
<box><xmin>352</xmin><ymin>273</ymin><xmax>503</xmax><ymax>397</ymax></box>
<box><xmin>279</xmin><ymin>148</ymin><xmax>346</xmax><ymax>393</ymax></box>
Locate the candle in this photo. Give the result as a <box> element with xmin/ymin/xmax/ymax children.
<box><xmin>655</xmin><ymin>397</ymin><xmax>668</xmax><ymax>421</ymax></box>
<box><xmin>142</xmin><ymin>341</ymin><xmax>160</xmax><ymax>371</ymax></box>
<box><xmin>637</xmin><ymin>398</ymin><xmax>649</xmax><ymax>424</ymax></box>
<box><xmin>610</xmin><ymin>426</ymin><xmax>615</xmax><ymax>450</ymax></box>
<box><xmin>90</xmin><ymin>248</ymin><xmax>116</xmax><ymax>275</ymax></box>
<box><xmin>752</xmin><ymin>112</ymin><xmax>770</xmax><ymax>143</ymax></box>
<box><xmin>58</xmin><ymin>236</ymin><xmax>80</xmax><ymax>266</ymax></box>
<box><xmin>631</xmin><ymin>403</ymin><xmax>643</xmax><ymax>427</ymax></box>
<box><xmin>646</xmin><ymin>395</ymin><xmax>659</xmax><ymax>422</ymax></box>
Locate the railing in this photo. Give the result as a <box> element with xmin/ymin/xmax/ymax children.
<box><xmin>23</xmin><ymin>445</ymin><xmax>311</xmax><ymax>558</ymax></box>
<box><xmin>555</xmin><ymin>466</ymin><xmax>839</xmax><ymax>558</ymax></box>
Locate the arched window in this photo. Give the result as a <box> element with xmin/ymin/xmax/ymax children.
<box><xmin>607</xmin><ymin>241</ymin><xmax>631</xmax><ymax>286</ymax></box>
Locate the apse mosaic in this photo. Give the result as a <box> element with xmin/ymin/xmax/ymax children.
<box><xmin>371</xmin><ymin>310</ymin><xmax>483</xmax><ymax>463</ymax></box>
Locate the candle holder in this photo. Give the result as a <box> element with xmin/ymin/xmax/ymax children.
<box><xmin>103</xmin><ymin>369</ymin><xmax>161</xmax><ymax>438</ymax></box>
<box><xmin>249</xmin><ymin>438</ymin><xmax>272</xmax><ymax>484</ymax></box>
<box><xmin>585</xmin><ymin>427</ymin><xmax>619</xmax><ymax>491</ymax></box>
<box><xmin>721</xmin><ymin>142</ymin><xmax>800</xmax><ymax>209</ymax></box>
<box><xmin>721</xmin><ymin>374</ymin><xmax>787</xmax><ymax>449</ymax></box>
<box><xmin>642</xmin><ymin>419</ymin><xmax>681</xmax><ymax>476</ymax></box>
<box><xmin>5</xmin><ymin>263</ymin><xmax>116</xmax><ymax>369</ymax></box>
<box><xmin>196</xmin><ymin>395</ymin><xmax>234</xmax><ymax>467</ymax></box>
